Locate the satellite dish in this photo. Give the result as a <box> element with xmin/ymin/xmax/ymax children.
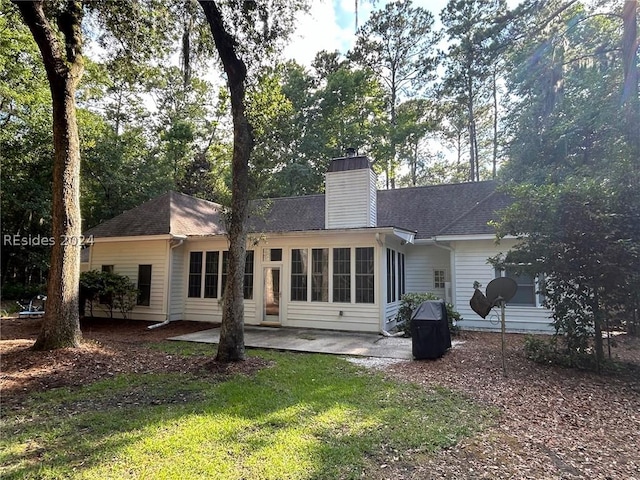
<box><xmin>486</xmin><ymin>277</ymin><xmax>518</xmax><ymax>307</ymax></box>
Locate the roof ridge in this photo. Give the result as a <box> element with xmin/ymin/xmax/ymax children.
<box><xmin>258</xmin><ymin>193</ymin><xmax>326</xmax><ymax>202</ymax></box>
<box><xmin>377</xmin><ymin>179</ymin><xmax>496</xmax><ymax>194</ymax></box>
<box><xmin>169</xmin><ymin>190</ymin><xmax>225</xmax><ymax>208</ymax></box>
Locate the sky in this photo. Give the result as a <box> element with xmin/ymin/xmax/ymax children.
<box><xmin>283</xmin><ymin>0</ymin><xmax>520</xmax><ymax>66</ymax></box>
<box><xmin>283</xmin><ymin>0</ymin><xmax>458</xmax><ymax>66</ymax></box>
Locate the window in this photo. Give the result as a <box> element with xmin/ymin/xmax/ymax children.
<box><xmin>101</xmin><ymin>265</ymin><xmax>114</xmax><ymax>273</ymax></box>
<box><xmin>312</xmin><ymin>248</ymin><xmax>329</xmax><ymax>302</ymax></box>
<box><xmin>391</xmin><ymin>250</ymin><xmax>397</xmax><ymax>302</ymax></box>
<box><xmin>221</xmin><ymin>251</ymin><xmax>229</xmax><ymax>297</ymax></box>
<box><xmin>204</xmin><ymin>251</ymin><xmax>219</xmax><ymax>298</ymax></box>
<box><xmin>386</xmin><ymin>249</ymin><xmax>405</xmax><ymax>303</ymax></box>
<box><xmin>263</xmin><ymin>248</ymin><xmax>282</xmax><ymax>262</ymax></box>
<box><xmin>399</xmin><ymin>253</ymin><xmax>405</xmax><ymax>297</ymax></box>
<box><xmin>387</xmin><ymin>248</ymin><xmax>404</xmax><ymax>303</ymax></box>
<box><xmin>221</xmin><ymin>250</ymin><xmax>254</xmax><ymax>299</ymax></box>
<box><xmin>333</xmin><ymin>248</ymin><xmax>351</xmax><ymax>303</ymax></box>
<box><xmin>434</xmin><ymin>269</ymin><xmax>446</xmax><ymax>289</ymax></box>
<box><xmin>291</xmin><ymin>249</ymin><xmax>308</xmax><ymax>301</ymax></box>
<box><xmin>188</xmin><ymin>252</ymin><xmax>203</xmax><ymax>298</ymax></box>
<box><xmin>386</xmin><ymin>249</ymin><xmax>392</xmax><ymax>303</ymax></box>
<box><xmin>355</xmin><ymin>247</ymin><xmax>374</xmax><ymax>303</ymax></box>
<box><xmin>189</xmin><ymin>250</ymin><xmax>252</xmax><ymax>300</ymax></box>
<box><xmin>244</xmin><ymin>250</ymin><xmax>254</xmax><ymax>299</ymax></box>
<box><xmin>496</xmin><ymin>268</ymin><xmax>537</xmax><ymax>306</ymax></box>
<box><xmin>137</xmin><ymin>265</ymin><xmax>152</xmax><ymax>306</ymax></box>
<box><xmin>506</xmin><ymin>269</ymin><xmax>536</xmax><ymax>306</ymax></box>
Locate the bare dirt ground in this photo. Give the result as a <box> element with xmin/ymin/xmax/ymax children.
<box><xmin>2</xmin><ymin>316</ymin><xmax>639</xmax><ymax>479</ymax></box>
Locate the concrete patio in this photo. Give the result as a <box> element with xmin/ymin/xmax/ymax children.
<box><xmin>169</xmin><ymin>325</ymin><xmax>416</xmax><ymax>359</ymax></box>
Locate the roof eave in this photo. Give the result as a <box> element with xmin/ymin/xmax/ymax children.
<box><xmin>90</xmin><ymin>234</ymin><xmax>174</xmax><ymax>243</ymax></box>
<box><xmin>429</xmin><ymin>233</ymin><xmax>517</xmax><ymax>242</ymax></box>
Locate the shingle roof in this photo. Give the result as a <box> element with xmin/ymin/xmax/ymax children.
<box><xmin>248</xmin><ymin>195</ymin><xmax>325</xmax><ymax>233</ymax></box>
<box><xmin>377</xmin><ymin>181</ymin><xmax>499</xmax><ymax>238</ymax></box>
<box><xmin>436</xmin><ymin>189</ymin><xmax>513</xmax><ymax>236</ymax></box>
<box><xmin>85</xmin><ymin>191</ymin><xmax>225</xmax><ymax>238</ymax></box>
<box><xmin>86</xmin><ymin>181</ymin><xmax>509</xmax><ymax>240</ymax></box>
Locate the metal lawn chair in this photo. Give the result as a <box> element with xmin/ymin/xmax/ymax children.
<box><xmin>17</xmin><ymin>294</ymin><xmax>47</xmax><ymax>319</ymax></box>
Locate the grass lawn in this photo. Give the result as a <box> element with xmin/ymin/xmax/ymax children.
<box><xmin>1</xmin><ymin>343</ymin><xmax>493</xmax><ymax>479</ymax></box>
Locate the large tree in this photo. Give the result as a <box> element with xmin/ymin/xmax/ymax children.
<box><xmin>350</xmin><ymin>0</ymin><xmax>440</xmax><ymax>189</ymax></box>
<box><xmin>502</xmin><ymin>0</ymin><xmax>638</xmax><ymax>183</ymax></box>
<box><xmin>14</xmin><ymin>0</ymin><xmax>85</xmax><ymax>350</ymax></box>
<box><xmin>13</xmin><ymin>0</ymin><xmax>178</xmax><ymax>349</ymax></box>
<box><xmin>440</xmin><ymin>0</ymin><xmax>509</xmax><ymax>182</ymax></box>
<box><xmin>198</xmin><ymin>0</ymin><xmax>252</xmax><ymax>362</ymax></box>
<box><xmin>496</xmin><ymin>0</ymin><xmax>640</xmax><ymax>364</ymax></box>
<box><xmin>197</xmin><ymin>0</ymin><xmax>304</xmax><ymax>361</ymax></box>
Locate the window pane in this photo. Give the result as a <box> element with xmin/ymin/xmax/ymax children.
<box><xmin>312</xmin><ymin>248</ymin><xmax>329</xmax><ymax>302</ymax></box>
<box><xmin>355</xmin><ymin>247</ymin><xmax>374</xmax><ymax>303</ymax></box>
<box><xmin>244</xmin><ymin>250</ymin><xmax>254</xmax><ymax>299</ymax></box>
<box><xmin>333</xmin><ymin>248</ymin><xmax>351</xmax><ymax>303</ymax></box>
<box><xmin>506</xmin><ymin>269</ymin><xmax>536</xmax><ymax>306</ymax></box>
<box><xmin>204</xmin><ymin>251</ymin><xmax>219</xmax><ymax>298</ymax></box>
<box><xmin>221</xmin><ymin>251</ymin><xmax>229</xmax><ymax>297</ymax></box>
<box><xmin>291</xmin><ymin>249</ymin><xmax>308</xmax><ymax>301</ymax></box>
<box><xmin>137</xmin><ymin>265</ymin><xmax>152</xmax><ymax>306</ymax></box>
<box><xmin>221</xmin><ymin>251</ymin><xmax>254</xmax><ymax>299</ymax></box>
<box><xmin>391</xmin><ymin>250</ymin><xmax>396</xmax><ymax>302</ymax></box>
<box><xmin>434</xmin><ymin>269</ymin><xmax>445</xmax><ymax>289</ymax></box>
<box><xmin>386</xmin><ymin>249</ymin><xmax>392</xmax><ymax>303</ymax></box>
<box><xmin>400</xmin><ymin>253</ymin><xmax>406</xmax><ymax>296</ymax></box>
<box><xmin>188</xmin><ymin>252</ymin><xmax>203</xmax><ymax>298</ymax></box>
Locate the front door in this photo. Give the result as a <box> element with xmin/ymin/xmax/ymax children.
<box><xmin>263</xmin><ymin>267</ymin><xmax>281</xmax><ymax>324</ymax></box>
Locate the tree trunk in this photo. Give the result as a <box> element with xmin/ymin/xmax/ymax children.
<box><xmin>466</xmin><ymin>72</ymin><xmax>477</xmax><ymax>182</ymax></box>
<box><xmin>389</xmin><ymin>74</ymin><xmax>397</xmax><ymax>189</ymax></box>
<box><xmin>16</xmin><ymin>0</ymin><xmax>84</xmax><ymax>350</ymax></box>
<box><xmin>492</xmin><ymin>68</ymin><xmax>498</xmax><ymax>179</ymax></box>
<box><xmin>592</xmin><ymin>290</ymin><xmax>604</xmax><ymax>371</ymax></box>
<box><xmin>622</xmin><ymin>0</ymin><xmax>639</xmax><ymax>162</ymax></box>
<box><xmin>199</xmin><ymin>0</ymin><xmax>253</xmax><ymax>362</ymax></box>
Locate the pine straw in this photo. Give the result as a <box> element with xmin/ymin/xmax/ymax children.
<box><xmin>378</xmin><ymin>331</ymin><xmax>640</xmax><ymax>480</ymax></box>
<box><xmin>1</xmin><ymin>317</ymin><xmax>639</xmax><ymax>479</ymax></box>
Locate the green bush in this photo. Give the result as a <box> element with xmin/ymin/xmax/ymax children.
<box><xmin>80</xmin><ymin>270</ymin><xmax>138</xmax><ymax>319</ymax></box>
<box><xmin>523</xmin><ymin>334</ymin><xmax>610</xmax><ymax>372</ymax></box>
<box><xmin>396</xmin><ymin>292</ymin><xmax>462</xmax><ymax>336</ymax></box>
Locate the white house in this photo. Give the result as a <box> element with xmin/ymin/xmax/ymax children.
<box><xmin>83</xmin><ymin>154</ymin><xmax>552</xmax><ymax>333</ymax></box>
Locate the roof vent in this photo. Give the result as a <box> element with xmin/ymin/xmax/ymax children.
<box><xmin>345</xmin><ymin>147</ymin><xmax>357</xmax><ymax>157</ymax></box>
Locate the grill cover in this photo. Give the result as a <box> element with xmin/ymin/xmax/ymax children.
<box><xmin>410</xmin><ymin>300</ymin><xmax>452</xmax><ymax>360</ymax></box>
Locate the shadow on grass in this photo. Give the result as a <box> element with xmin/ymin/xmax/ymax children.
<box><xmin>1</xmin><ymin>350</ymin><xmax>492</xmax><ymax>479</ymax></box>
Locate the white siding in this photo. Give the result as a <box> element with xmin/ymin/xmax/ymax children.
<box><xmin>88</xmin><ymin>239</ymin><xmax>168</xmax><ymax>322</ymax></box>
<box><xmin>286</xmin><ymin>303</ymin><xmax>379</xmax><ymax>332</ymax></box>
<box><xmin>169</xmin><ymin>245</ymin><xmax>185</xmax><ymax>320</ymax></box>
<box><xmin>325</xmin><ymin>169</ymin><xmax>377</xmax><ymax>229</ymax></box>
<box><xmin>451</xmin><ymin>239</ymin><xmax>553</xmax><ymax>333</ymax></box>
<box><xmin>405</xmin><ymin>245</ymin><xmax>450</xmax><ymax>296</ymax></box>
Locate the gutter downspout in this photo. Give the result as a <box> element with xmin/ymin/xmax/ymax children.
<box><xmin>148</xmin><ymin>236</ymin><xmax>185</xmax><ymax>330</ymax></box>
<box><xmin>432</xmin><ymin>237</ymin><xmax>456</xmax><ymax>307</ymax></box>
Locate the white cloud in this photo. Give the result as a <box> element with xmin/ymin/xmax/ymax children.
<box><xmin>283</xmin><ymin>1</ymin><xmax>355</xmax><ymax>67</ymax></box>
<box><xmin>284</xmin><ymin>0</ymin><xmax>522</xmax><ymax>67</ymax></box>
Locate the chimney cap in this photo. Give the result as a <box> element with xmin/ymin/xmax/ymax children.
<box><xmin>327</xmin><ymin>155</ymin><xmax>372</xmax><ymax>172</ymax></box>
<box><xmin>345</xmin><ymin>147</ymin><xmax>357</xmax><ymax>157</ymax></box>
